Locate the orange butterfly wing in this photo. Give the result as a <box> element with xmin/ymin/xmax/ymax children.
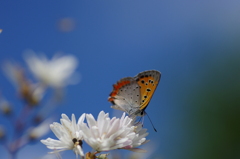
<box><xmin>108</xmin><ymin>77</ymin><xmax>134</xmax><ymax>102</ymax></box>
<box><xmin>135</xmin><ymin>70</ymin><xmax>161</xmax><ymax>110</ymax></box>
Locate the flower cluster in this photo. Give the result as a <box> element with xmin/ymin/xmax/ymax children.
<box><xmin>0</xmin><ymin>51</ymin><xmax>79</xmax><ymax>159</ymax></box>
<box><xmin>41</xmin><ymin>111</ymin><xmax>149</xmax><ymax>158</ymax></box>
<box><xmin>0</xmin><ymin>50</ymin><xmax>151</xmax><ymax>159</ymax></box>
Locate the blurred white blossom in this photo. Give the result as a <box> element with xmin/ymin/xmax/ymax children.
<box><xmin>2</xmin><ymin>62</ymin><xmax>45</xmax><ymax>106</ymax></box>
<box><xmin>13</xmin><ymin>118</ymin><xmax>54</xmax><ymax>150</ymax></box>
<box><xmin>28</xmin><ymin>118</ymin><xmax>54</xmax><ymax>140</ymax></box>
<box><xmin>79</xmin><ymin>111</ymin><xmax>149</xmax><ymax>152</ymax></box>
<box><xmin>24</xmin><ymin>51</ymin><xmax>78</xmax><ymax>88</ymax></box>
<box><xmin>41</xmin><ymin>114</ymin><xmax>84</xmax><ymax>158</ymax></box>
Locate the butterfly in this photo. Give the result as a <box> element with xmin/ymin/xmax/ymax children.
<box><xmin>108</xmin><ymin>70</ymin><xmax>161</xmax><ymax>117</ymax></box>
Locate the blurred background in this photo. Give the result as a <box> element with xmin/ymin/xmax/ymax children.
<box><xmin>0</xmin><ymin>0</ymin><xmax>240</xmax><ymax>159</ymax></box>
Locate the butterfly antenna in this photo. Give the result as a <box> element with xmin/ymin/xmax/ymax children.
<box><xmin>145</xmin><ymin>112</ymin><xmax>157</xmax><ymax>132</ymax></box>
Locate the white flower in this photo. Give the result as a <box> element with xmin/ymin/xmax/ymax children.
<box><xmin>41</xmin><ymin>114</ymin><xmax>84</xmax><ymax>158</ymax></box>
<box><xmin>24</xmin><ymin>50</ymin><xmax>78</xmax><ymax>88</ymax></box>
<box><xmin>79</xmin><ymin>111</ymin><xmax>149</xmax><ymax>152</ymax></box>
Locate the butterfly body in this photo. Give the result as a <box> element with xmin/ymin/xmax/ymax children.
<box><xmin>108</xmin><ymin>70</ymin><xmax>161</xmax><ymax>117</ymax></box>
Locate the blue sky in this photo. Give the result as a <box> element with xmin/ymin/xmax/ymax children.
<box><xmin>1</xmin><ymin>1</ymin><xmax>240</xmax><ymax>159</ymax></box>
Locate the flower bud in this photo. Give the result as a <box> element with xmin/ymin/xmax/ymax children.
<box><xmin>0</xmin><ymin>100</ymin><xmax>12</xmax><ymax>115</ymax></box>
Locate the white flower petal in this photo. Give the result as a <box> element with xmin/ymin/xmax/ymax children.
<box><xmin>77</xmin><ymin>113</ymin><xmax>85</xmax><ymax>124</ymax></box>
<box><xmin>86</xmin><ymin>114</ymin><xmax>97</xmax><ymax>128</ymax></box>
